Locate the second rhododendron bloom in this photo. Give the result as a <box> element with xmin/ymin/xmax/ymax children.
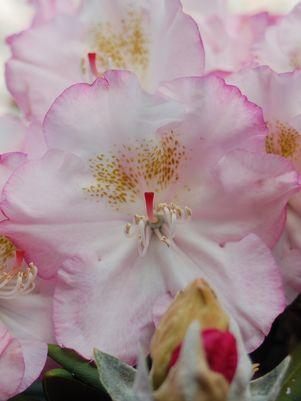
<box><xmin>6</xmin><ymin>0</ymin><xmax>204</xmax><ymax>122</ymax></box>
<box><xmin>0</xmin><ymin>236</ymin><xmax>53</xmax><ymax>400</ymax></box>
<box><xmin>228</xmin><ymin>66</ymin><xmax>301</xmax><ymax>303</ymax></box>
<box><xmin>1</xmin><ymin>71</ymin><xmax>299</xmax><ymax>363</ymax></box>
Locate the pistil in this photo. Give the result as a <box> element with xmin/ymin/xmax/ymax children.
<box><xmin>144</xmin><ymin>192</ymin><xmax>157</xmax><ymax>223</ymax></box>
<box><xmin>124</xmin><ymin>195</ymin><xmax>192</xmax><ymax>256</ymax></box>
<box><xmin>88</xmin><ymin>52</ymin><xmax>99</xmax><ymax>77</ymax></box>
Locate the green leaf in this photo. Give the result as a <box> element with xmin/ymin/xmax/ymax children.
<box><xmin>48</xmin><ymin>344</ymin><xmax>101</xmax><ymax>390</ymax></box>
<box><xmin>276</xmin><ymin>343</ymin><xmax>301</xmax><ymax>401</ymax></box>
<box><xmin>251</xmin><ymin>356</ymin><xmax>290</xmax><ymax>401</ymax></box>
<box><xmin>43</xmin><ymin>368</ymin><xmax>110</xmax><ymax>401</ymax></box>
<box><xmin>94</xmin><ymin>348</ymin><xmax>137</xmax><ymax>401</ymax></box>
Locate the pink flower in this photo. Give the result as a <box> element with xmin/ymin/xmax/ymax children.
<box><xmin>228</xmin><ymin>65</ymin><xmax>301</xmax><ymax>303</ymax></box>
<box><xmin>0</xmin><ymin>238</ymin><xmax>53</xmax><ymax>400</ymax></box>
<box><xmin>6</xmin><ymin>0</ymin><xmax>204</xmax><ymax>122</ymax></box>
<box><xmin>254</xmin><ymin>3</ymin><xmax>301</xmax><ymax>72</ymax></box>
<box><xmin>1</xmin><ymin>71</ymin><xmax>298</xmax><ymax>363</ymax></box>
<box><xmin>181</xmin><ymin>0</ymin><xmax>277</xmax><ymax>73</ymax></box>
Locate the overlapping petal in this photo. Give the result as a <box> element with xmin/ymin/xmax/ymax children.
<box><xmin>6</xmin><ymin>0</ymin><xmax>204</xmax><ymax>121</ymax></box>
<box><xmin>53</xmin><ymin>233</ymin><xmax>284</xmax><ymax>362</ymax></box>
<box><xmin>254</xmin><ymin>3</ymin><xmax>301</xmax><ymax>72</ymax></box>
<box><xmin>0</xmin><ymin>71</ymin><xmax>294</xmax><ymax>362</ymax></box>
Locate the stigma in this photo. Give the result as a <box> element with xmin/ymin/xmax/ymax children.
<box><xmin>0</xmin><ymin>249</ymin><xmax>37</xmax><ymax>299</ymax></box>
<box><xmin>124</xmin><ymin>192</ymin><xmax>191</xmax><ymax>256</ymax></box>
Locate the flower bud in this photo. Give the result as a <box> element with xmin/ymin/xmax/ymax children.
<box><xmin>153</xmin><ymin>322</ymin><xmax>230</xmax><ymax>401</ymax></box>
<box><xmin>150</xmin><ymin>279</ymin><xmax>229</xmax><ymax>389</ymax></box>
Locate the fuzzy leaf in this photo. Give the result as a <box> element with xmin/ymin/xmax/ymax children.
<box><xmin>250</xmin><ymin>356</ymin><xmax>290</xmax><ymax>401</ymax></box>
<box><xmin>276</xmin><ymin>343</ymin><xmax>301</xmax><ymax>401</ymax></box>
<box><xmin>94</xmin><ymin>348</ymin><xmax>137</xmax><ymax>401</ymax></box>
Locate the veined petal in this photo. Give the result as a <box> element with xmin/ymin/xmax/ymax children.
<box><xmin>54</xmin><ymin>243</ymin><xmax>167</xmax><ymax>364</ymax></box>
<box><xmin>199</xmin><ymin>149</ymin><xmax>300</xmax><ymax>247</ymax></box>
<box><xmin>0</xmin><ymin>281</ymin><xmax>54</xmax><ymax>343</ymax></box>
<box><xmin>0</xmin><ymin>115</ymin><xmax>26</xmax><ymax>154</ymax></box>
<box><xmin>160</xmin><ymin>75</ymin><xmax>267</xmax><ymax>167</ymax></box>
<box><xmin>16</xmin><ymin>339</ymin><xmax>48</xmax><ymax>394</ymax></box>
<box><xmin>45</xmin><ymin>71</ymin><xmax>184</xmax><ymax>159</ymax></box>
<box><xmin>254</xmin><ymin>3</ymin><xmax>301</xmax><ymax>73</ymax></box>
<box><xmin>227</xmin><ymin>66</ymin><xmax>301</xmax><ymax>124</ymax></box>
<box><xmin>0</xmin><ymin>150</ymin><xmax>128</xmax><ymax>278</ymax></box>
<box><xmin>54</xmin><ymin>232</ymin><xmax>284</xmax><ymax>362</ymax></box>
<box><xmin>0</xmin><ymin>325</ymin><xmax>24</xmax><ymax>401</ymax></box>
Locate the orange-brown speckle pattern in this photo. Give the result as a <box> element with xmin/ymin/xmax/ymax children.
<box><xmin>265</xmin><ymin>121</ymin><xmax>301</xmax><ymax>159</ymax></box>
<box><xmin>0</xmin><ymin>236</ymin><xmax>15</xmax><ymax>264</ymax></box>
<box><xmin>90</xmin><ymin>10</ymin><xmax>149</xmax><ymax>76</ymax></box>
<box><xmin>83</xmin><ymin>131</ymin><xmax>187</xmax><ymax>209</ymax></box>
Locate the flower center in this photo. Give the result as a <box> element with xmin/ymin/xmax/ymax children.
<box><xmin>124</xmin><ymin>192</ymin><xmax>191</xmax><ymax>256</ymax></box>
<box><xmin>0</xmin><ymin>237</ymin><xmax>37</xmax><ymax>299</ymax></box>
<box><xmin>83</xmin><ymin>131</ymin><xmax>187</xmax><ymax>211</ymax></box>
<box><xmin>82</xmin><ymin>10</ymin><xmax>149</xmax><ymax>79</ymax></box>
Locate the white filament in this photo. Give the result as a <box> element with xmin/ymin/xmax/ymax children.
<box><xmin>124</xmin><ymin>203</ymin><xmax>192</xmax><ymax>256</ymax></box>
<box><xmin>0</xmin><ymin>263</ymin><xmax>37</xmax><ymax>299</ymax></box>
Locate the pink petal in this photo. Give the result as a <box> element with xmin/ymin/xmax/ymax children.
<box><xmin>54</xmin><ymin>244</ymin><xmax>167</xmax><ymax>364</ymax></box>
<box><xmin>227</xmin><ymin>66</ymin><xmax>301</xmax><ymax>123</ymax></box>
<box><xmin>0</xmin><ymin>153</ymin><xmax>27</xmax><ymax>199</ymax></box>
<box><xmin>0</xmin><ymin>325</ymin><xmax>24</xmax><ymax>400</ymax></box>
<box><xmin>0</xmin><ymin>149</ymin><xmax>127</xmax><ymax>278</ymax></box>
<box><xmin>44</xmin><ymin>71</ymin><xmax>184</xmax><ymax>159</ymax></box>
<box><xmin>182</xmin><ymin>0</ymin><xmax>275</xmax><ymax>72</ymax></box>
<box><xmin>0</xmin><ymin>281</ymin><xmax>54</xmax><ymax>343</ymax></box>
<box><xmin>160</xmin><ymin>75</ymin><xmax>267</xmax><ymax>166</ymax></box>
<box><xmin>204</xmin><ymin>149</ymin><xmax>300</xmax><ymax>247</ymax></box>
<box><xmin>254</xmin><ymin>3</ymin><xmax>301</xmax><ymax>72</ymax></box>
<box><xmin>0</xmin><ymin>115</ymin><xmax>26</xmax><ymax>153</ymax></box>
<box><xmin>273</xmin><ymin>218</ymin><xmax>301</xmax><ymax>304</ymax></box>
<box><xmin>17</xmin><ymin>339</ymin><xmax>48</xmax><ymax>393</ymax></box>
<box><xmin>29</xmin><ymin>0</ymin><xmax>79</xmax><ymax>26</ymax></box>
<box><xmin>54</xmin><ymin>233</ymin><xmax>285</xmax><ymax>362</ymax></box>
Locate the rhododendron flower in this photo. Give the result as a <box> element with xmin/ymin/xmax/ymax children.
<box><xmin>6</xmin><ymin>0</ymin><xmax>204</xmax><ymax>122</ymax></box>
<box><xmin>181</xmin><ymin>0</ymin><xmax>276</xmax><ymax>73</ymax></box>
<box><xmin>254</xmin><ymin>3</ymin><xmax>301</xmax><ymax>72</ymax></box>
<box><xmin>1</xmin><ymin>71</ymin><xmax>299</xmax><ymax>363</ymax></box>
<box><xmin>0</xmin><ymin>236</ymin><xmax>53</xmax><ymax>400</ymax></box>
<box><xmin>228</xmin><ymin>66</ymin><xmax>301</xmax><ymax>303</ymax></box>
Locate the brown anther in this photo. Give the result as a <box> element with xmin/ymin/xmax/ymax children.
<box><xmin>124</xmin><ymin>223</ymin><xmax>132</xmax><ymax>235</ymax></box>
<box><xmin>134</xmin><ymin>214</ymin><xmax>144</xmax><ymax>225</ymax></box>
<box><xmin>185</xmin><ymin>207</ymin><xmax>192</xmax><ymax>218</ymax></box>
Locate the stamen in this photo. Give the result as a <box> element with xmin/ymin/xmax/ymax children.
<box><xmin>154</xmin><ymin>229</ymin><xmax>170</xmax><ymax>247</ymax></box>
<box><xmin>124</xmin><ymin>200</ymin><xmax>191</xmax><ymax>255</ymax></box>
<box><xmin>0</xmin><ymin>250</ymin><xmax>37</xmax><ymax>299</ymax></box>
<box><xmin>144</xmin><ymin>192</ymin><xmax>157</xmax><ymax>223</ymax></box>
<box><xmin>88</xmin><ymin>52</ymin><xmax>99</xmax><ymax>77</ymax></box>
<box><xmin>124</xmin><ymin>223</ymin><xmax>133</xmax><ymax>237</ymax></box>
